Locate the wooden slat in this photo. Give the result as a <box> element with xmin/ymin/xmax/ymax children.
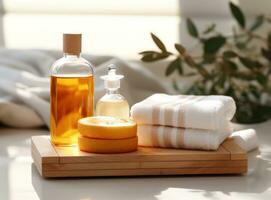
<box><xmin>31</xmin><ymin>136</ymin><xmax>59</xmax><ymax>163</ymax></box>
<box><xmin>43</xmin><ymin>162</ymin><xmax>140</xmax><ymax>171</ymax></box>
<box><xmin>42</xmin><ymin>160</ymin><xmax>247</xmax><ymax>171</ymax></box>
<box><xmin>54</xmin><ymin>144</ymin><xmax>230</xmax><ymax>164</ymax></box>
<box><xmin>43</xmin><ymin>167</ymin><xmax>247</xmax><ymax>178</ymax></box>
<box><xmin>222</xmin><ymin>138</ymin><xmax>247</xmax><ymax>160</ymax></box>
<box><xmin>140</xmin><ymin>160</ymin><xmax>247</xmax><ymax>169</ymax></box>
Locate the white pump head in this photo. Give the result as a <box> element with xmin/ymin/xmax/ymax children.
<box><xmin>100</xmin><ymin>64</ymin><xmax>124</xmax><ymax>90</ymax></box>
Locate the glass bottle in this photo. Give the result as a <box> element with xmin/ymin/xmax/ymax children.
<box><xmin>96</xmin><ymin>64</ymin><xmax>129</xmax><ymax>120</ymax></box>
<box><xmin>50</xmin><ymin>34</ymin><xmax>94</xmax><ymax>146</ymax></box>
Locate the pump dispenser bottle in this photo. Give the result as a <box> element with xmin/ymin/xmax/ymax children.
<box><xmin>50</xmin><ymin>34</ymin><xmax>94</xmax><ymax>146</ymax></box>
<box><xmin>96</xmin><ymin>64</ymin><xmax>129</xmax><ymax>119</ymax></box>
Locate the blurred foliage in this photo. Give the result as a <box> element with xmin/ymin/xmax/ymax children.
<box><xmin>139</xmin><ymin>2</ymin><xmax>271</xmax><ymax>124</ymax></box>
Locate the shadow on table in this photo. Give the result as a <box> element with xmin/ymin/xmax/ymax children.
<box><xmin>31</xmin><ymin>150</ymin><xmax>271</xmax><ymax>200</ymax></box>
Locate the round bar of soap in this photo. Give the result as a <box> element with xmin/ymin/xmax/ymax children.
<box><xmin>78</xmin><ymin>135</ymin><xmax>138</xmax><ymax>153</ymax></box>
<box><xmin>78</xmin><ymin>116</ymin><xmax>137</xmax><ymax>139</ymax></box>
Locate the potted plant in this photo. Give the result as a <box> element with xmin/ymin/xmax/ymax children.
<box><xmin>139</xmin><ymin>2</ymin><xmax>271</xmax><ymax>124</ymax></box>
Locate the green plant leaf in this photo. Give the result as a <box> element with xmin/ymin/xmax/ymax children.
<box><xmin>239</xmin><ymin>57</ymin><xmax>263</xmax><ymax>69</ymax></box>
<box><xmin>174</xmin><ymin>43</ymin><xmax>186</xmax><ymax>55</ymax></box>
<box><xmin>235</xmin><ymin>101</ymin><xmax>271</xmax><ymax>124</ymax></box>
<box><xmin>249</xmin><ymin>84</ymin><xmax>261</xmax><ymax>99</ymax></box>
<box><xmin>141</xmin><ymin>52</ymin><xmax>167</xmax><ymax>62</ymax></box>
<box><xmin>139</xmin><ymin>50</ymin><xmax>171</xmax><ymax>57</ymax></box>
<box><xmin>235</xmin><ymin>41</ymin><xmax>247</xmax><ymax>50</ymax></box>
<box><xmin>186</xmin><ymin>18</ymin><xmax>198</xmax><ymax>38</ymax></box>
<box><xmin>256</xmin><ymin>73</ymin><xmax>268</xmax><ymax>85</ymax></box>
<box><xmin>177</xmin><ymin>60</ymin><xmax>183</xmax><ymax>75</ymax></box>
<box><xmin>203</xmin><ymin>24</ymin><xmax>216</xmax><ymax>34</ymax></box>
<box><xmin>233</xmin><ymin>71</ymin><xmax>255</xmax><ymax>80</ymax></box>
<box><xmin>219</xmin><ymin>59</ymin><xmax>238</xmax><ymax>76</ymax></box>
<box><xmin>150</xmin><ymin>33</ymin><xmax>167</xmax><ymax>52</ymax></box>
<box><xmin>225</xmin><ymin>60</ymin><xmax>238</xmax><ymax>71</ymax></box>
<box><xmin>204</xmin><ymin>36</ymin><xmax>226</xmax><ymax>54</ymax></box>
<box><xmin>261</xmin><ymin>48</ymin><xmax>271</xmax><ymax>62</ymax></box>
<box><xmin>184</xmin><ymin>56</ymin><xmax>195</xmax><ymax>68</ymax></box>
<box><xmin>139</xmin><ymin>50</ymin><xmax>159</xmax><ymax>55</ymax></box>
<box><xmin>172</xmin><ymin>79</ymin><xmax>180</xmax><ymax>91</ymax></box>
<box><xmin>250</xmin><ymin>15</ymin><xmax>264</xmax><ymax>31</ymax></box>
<box><xmin>217</xmin><ymin>74</ymin><xmax>226</xmax><ymax>87</ymax></box>
<box><xmin>165</xmin><ymin>58</ymin><xmax>182</xmax><ymax>76</ymax></box>
<box><xmin>229</xmin><ymin>2</ymin><xmax>246</xmax><ymax>28</ymax></box>
<box><xmin>268</xmin><ymin>31</ymin><xmax>271</xmax><ymax>49</ymax></box>
<box><xmin>203</xmin><ymin>53</ymin><xmax>216</xmax><ymax>64</ymax></box>
<box><xmin>223</xmin><ymin>50</ymin><xmax>238</xmax><ymax>59</ymax></box>
<box><xmin>184</xmin><ymin>72</ymin><xmax>197</xmax><ymax>76</ymax></box>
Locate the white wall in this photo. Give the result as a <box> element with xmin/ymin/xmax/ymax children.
<box><xmin>0</xmin><ymin>0</ymin><xmax>180</xmax><ymax>59</ymax></box>
<box><xmin>0</xmin><ymin>0</ymin><xmax>270</xmax><ymax>60</ymax></box>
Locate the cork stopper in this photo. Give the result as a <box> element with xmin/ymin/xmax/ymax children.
<box><xmin>63</xmin><ymin>33</ymin><xmax>81</xmax><ymax>55</ymax></box>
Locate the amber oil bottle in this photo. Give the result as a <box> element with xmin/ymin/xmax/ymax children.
<box><xmin>50</xmin><ymin>34</ymin><xmax>94</xmax><ymax>146</ymax></box>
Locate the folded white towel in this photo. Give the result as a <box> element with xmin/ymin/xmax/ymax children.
<box><xmin>131</xmin><ymin>94</ymin><xmax>236</xmax><ymax>130</ymax></box>
<box><xmin>137</xmin><ymin>125</ymin><xmax>230</xmax><ymax>150</ymax></box>
<box><xmin>230</xmin><ymin>129</ymin><xmax>259</xmax><ymax>152</ymax></box>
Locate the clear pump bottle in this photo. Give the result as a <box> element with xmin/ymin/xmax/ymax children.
<box><xmin>50</xmin><ymin>34</ymin><xmax>94</xmax><ymax>146</ymax></box>
<box><xmin>96</xmin><ymin>65</ymin><xmax>129</xmax><ymax>119</ymax></box>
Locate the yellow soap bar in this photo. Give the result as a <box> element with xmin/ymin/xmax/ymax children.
<box><xmin>78</xmin><ymin>116</ymin><xmax>137</xmax><ymax>139</ymax></box>
<box><xmin>78</xmin><ymin>135</ymin><xmax>138</xmax><ymax>153</ymax></box>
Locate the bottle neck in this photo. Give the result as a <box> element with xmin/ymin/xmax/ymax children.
<box><xmin>64</xmin><ymin>53</ymin><xmax>81</xmax><ymax>58</ymax></box>
<box><xmin>106</xmin><ymin>89</ymin><xmax>119</xmax><ymax>95</ymax></box>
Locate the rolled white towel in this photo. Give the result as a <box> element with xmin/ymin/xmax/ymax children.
<box><xmin>131</xmin><ymin>94</ymin><xmax>236</xmax><ymax>130</ymax></box>
<box><xmin>230</xmin><ymin>129</ymin><xmax>259</xmax><ymax>152</ymax></box>
<box><xmin>137</xmin><ymin>125</ymin><xmax>230</xmax><ymax>151</ymax></box>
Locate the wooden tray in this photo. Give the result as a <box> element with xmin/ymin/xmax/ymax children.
<box><xmin>31</xmin><ymin>136</ymin><xmax>247</xmax><ymax>178</ymax></box>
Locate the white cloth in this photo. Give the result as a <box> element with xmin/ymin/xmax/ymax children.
<box><xmin>131</xmin><ymin>93</ymin><xmax>236</xmax><ymax>130</ymax></box>
<box><xmin>230</xmin><ymin>129</ymin><xmax>259</xmax><ymax>152</ymax></box>
<box><xmin>0</xmin><ymin>49</ymin><xmax>167</xmax><ymax>128</ymax></box>
<box><xmin>137</xmin><ymin>125</ymin><xmax>230</xmax><ymax>150</ymax></box>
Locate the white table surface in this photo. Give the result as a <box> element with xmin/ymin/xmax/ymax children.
<box><xmin>0</xmin><ymin>122</ymin><xmax>270</xmax><ymax>200</ymax></box>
